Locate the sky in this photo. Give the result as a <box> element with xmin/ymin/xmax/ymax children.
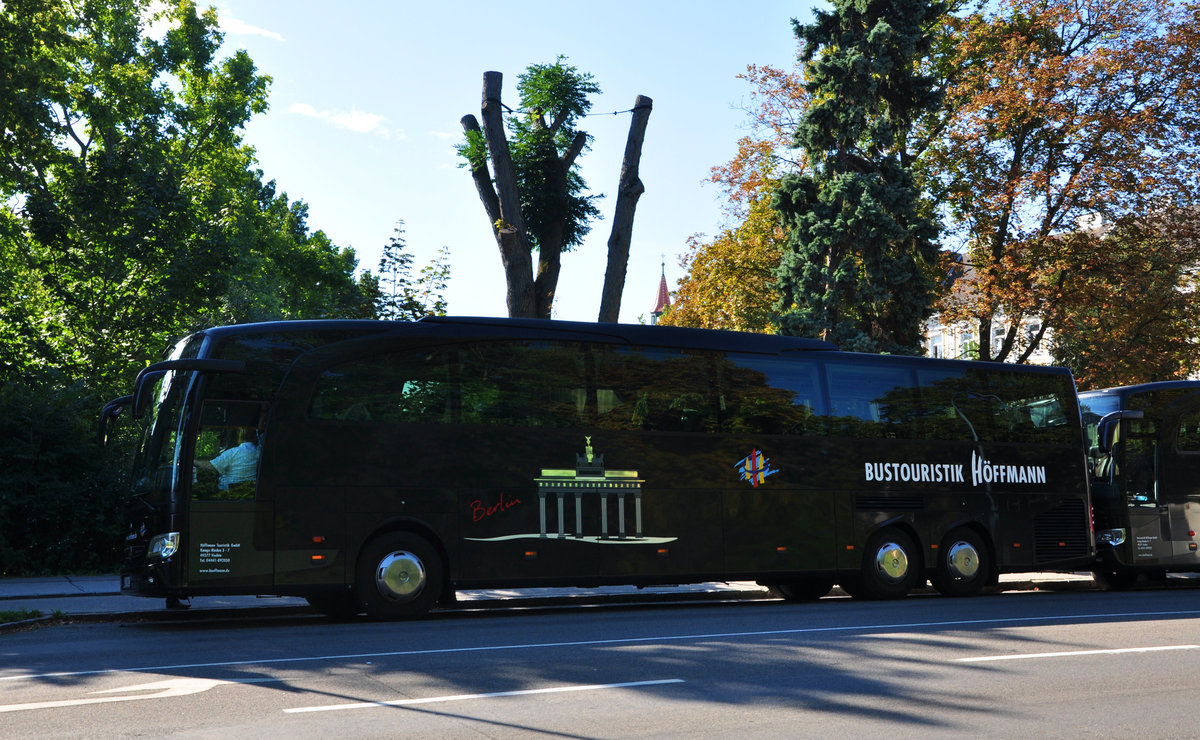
<box><xmin>212</xmin><ymin>1</ymin><xmax>815</xmax><ymax>324</ymax></box>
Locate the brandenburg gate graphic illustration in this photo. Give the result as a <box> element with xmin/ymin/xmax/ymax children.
<box><xmin>536</xmin><ymin>437</ymin><xmax>645</xmax><ymax>539</ymax></box>
<box><xmin>464</xmin><ymin>437</ymin><xmax>675</xmax><ymax>545</ymax></box>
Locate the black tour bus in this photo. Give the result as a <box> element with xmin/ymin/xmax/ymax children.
<box><xmin>102</xmin><ymin>317</ymin><xmax>1092</xmax><ymax>618</ymax></box>
<box><xmin>1080</xmin><ymin>381</ymin><xmax>1200</xmax><ymax>588</ymax></box>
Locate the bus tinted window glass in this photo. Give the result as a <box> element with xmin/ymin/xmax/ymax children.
<box><xmin>986</xmin><ymin>372</ymin><xmax>1077</xmax><ymax>444</ymax></box>
<box><xmin>721</xmin><ymin>354</ymin><xmax>825</xmax><ymax>435</ymax></box>
<box><xmin>192</xmin><ymin>400</ymin><xmax>263</xmax><ymax>500</ymax></box>
<box><xmin>824</xmin><ymin>362</ymin><xmax>918</xmax><ymax>438</ymax></box>
<box><xmin>1178</xmin><ymin>409</ymin><xmax>1200</xmax><ymax>453</ymax></box>
<box><xmin>592</xmin><ymin>347</ymin><xmax>718</xmax><ymax>433</ymax></box>
<box><xmin>211</xmin><ymin>332</ymin><xmax>357</xmax><ymax>400</ymax></box>
<box><xmin>310</xmin><ymin>341</ymin><xmax>586</xmax><ymax>428</ymax></box>
<box><xmin>917</xmin><ymin>368</ymin><xmax>1077</xmax><ymax>445</ymax></box>
<box><xmin>458</xmin><ymin>342</ymin><xmax>585</xmax><ymax>427</ymax></box>
<box><xmin>311</xmin><ymin>348</ymin><xmax>453</xmax><ymax>423</ymax></box>
<box><xmin>915</xmin><ymin>367</ymin><xmax>997</xmax><ymax>441</ymax></box>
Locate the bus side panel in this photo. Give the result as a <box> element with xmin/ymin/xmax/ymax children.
<box><xmin>273</xmin><ymin>485</ymin><xmax>347</xmax><ymax>586</ymax></box>
<box><xmin>186</xmin><ymin>500</ymin><xmax>273</xmax><ymax>588</ymax></box>
<box><xmin>719</xmin><ymin>435</ymin><xmax>838</xmax><ymax>575</ymax></box>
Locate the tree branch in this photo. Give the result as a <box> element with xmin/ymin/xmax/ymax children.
<box><xmin>459</xmin><ymin>114</ymin><xmax>501</xmax><ymax>225</ymax></box>
<box><xmin>598</xmin><ymin>95</ymin><xmax>652</xmax><ymax>323</ymax></box>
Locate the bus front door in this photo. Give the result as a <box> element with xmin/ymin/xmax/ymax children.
<box><xmin>1157</xmin><ymin>404</ymin><xmax>1200</xmax><ymax>565</ymax></box>
<box><xmin>1123</xmin><ymin>430</ymin><xmax>1172</xmax><ymax>566</ymax></box>
<box><xmin>186</xmin><ymin>400</ymin><xmax>273</xmax><ymax>589</ymax></box>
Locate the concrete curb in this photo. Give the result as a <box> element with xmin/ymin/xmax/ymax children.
<box><xmin>0</xmin><ymin>576</ymin><xmax>1108</xmax><ymax>633</ymax></box>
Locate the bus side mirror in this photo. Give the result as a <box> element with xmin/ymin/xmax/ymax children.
<box><xmin>1097</xmin><ymin>410</ymin><xmax>1144</xmax><ymax>454</ymax></box>
<box><xmin>99</xmin><ymin>395</ymin><xmax>133</xmax><ymax>447</ymax></box>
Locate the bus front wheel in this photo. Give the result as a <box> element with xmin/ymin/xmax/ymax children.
<box><xmin>857</xmin><ymin>528</ymin><xmax>920</xmax><ymax>600</ymax></box>
<box><xmin>356</xmin><ymin>532</ymin><xmax>444</xmax><ymax>620</ymax></box>
<box><xmin>930</xmin><ymin>528</ymin><xmax>990</xmax><ymax>597</ymax></box>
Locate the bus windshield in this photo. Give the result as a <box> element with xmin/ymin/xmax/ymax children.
<box><xmin>129</xmin><ymin>335</ymin><xmax>206</xmax><ymax>505</ymax></box>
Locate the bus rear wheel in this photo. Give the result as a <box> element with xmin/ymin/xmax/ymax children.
<box><xmin>355</xmin><ymin>532</ymin><xmax>444</xmax><ymax>620</ymax></box>
<box><xmin>931</xmin><ymin>528</ymin><xmax>990</xmax><ymax>597</ymax></box>
<box><xmin>857</xmin><ymin>528</ymin><xmax>920</xmax><ymax>600</ymax></box>
<box><xmin>765</xmin><ymin>577</ymin><xmax>834</xmax><ymax>602</ymax></box>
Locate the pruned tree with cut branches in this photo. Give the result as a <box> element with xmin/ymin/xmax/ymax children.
<box><xmin>459</xmin><ymin>57</ymin><xmax>651</xmax><ymax>320</ymax></box>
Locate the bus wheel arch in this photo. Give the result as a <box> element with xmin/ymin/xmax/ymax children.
<box><xmin>930</xmin><ymin>525</ymin><xmax>993</xmax><ymax>597</ymax></box>
<box><xmin>853</xmin><ymin>525</ymin><xmax>922</xmax><ymax>600</ymax></box>
<box><xmin>354</xmin><ymin>528</ymin><xmax>447</xmax><ymax>620</ymax></box>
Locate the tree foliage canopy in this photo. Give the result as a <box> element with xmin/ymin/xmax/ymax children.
<box><xmin>930</xmin><ymin>0</ymin><xmax>1200</xmax><ymax>365</ymax></box>
<box><xmin>458</xmin><ymin>57</ymin><xmax>603</xmax><ymax>318</ymax></box>
<box><xmin>773</xmin><ymin>0</ymin><xmax>945</xmax><ymax>354</ymax></box>
<box><xmin>674</xmin><ymin>0</ymin><xmax>1200</xmax><ymax>386</ymax></box>
<box><xmin>0</xmin><ymin>0</ymin><xmax>374</xmax><ymax>392</ymax></box>
<box><xmin>0</xmin><ymin>0</ymin><xmax>382</xmax><ymax>575</ymax></box>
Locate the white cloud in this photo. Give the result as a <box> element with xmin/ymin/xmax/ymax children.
<box><xmin>141</xmin><ymin>4</ymin><xmax>285</xmax><ymax>43</ymax></box>
<box><xmin>216</xmin><ymin>7</ymin><xmax>285</xmax><ymax>42</ymax></box>
<box><xmin>428</xmin><ymin>130</ymin><xmax>457</xmax><ymax>141</ymax></box>
<box><xmin>288</xmin><ymin>103</ymin><xmax>393</xmax><ymax>138</ymax></box>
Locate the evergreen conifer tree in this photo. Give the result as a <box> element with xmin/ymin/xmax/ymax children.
<box><xmin>773</xmin><ymin>0</ymin><xmax>945</xmax><ymax>354</ymax></box>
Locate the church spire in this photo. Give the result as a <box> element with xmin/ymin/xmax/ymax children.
<box><xmin>650</xmin><ymin>256</ymin><xmax>670</xmax><ymax>325</ymax></box>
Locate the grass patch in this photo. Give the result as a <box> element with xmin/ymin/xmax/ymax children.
<box><xmin>0</xmin><ymin>608</ymin><xmax>43</xmax><ymax>624</ymax></box>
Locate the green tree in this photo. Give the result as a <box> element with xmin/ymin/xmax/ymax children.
<box><xmin>459</xmin><ymin>57</ymin><xmax>601</xmax><ymax>318</ymax></box>
<box><xmin>772</xmin><ymin>0</ymin><xmax>946</xmax><ymax>354</ymax></box>
<box><xmin>374</xmin><ymin>221</ymin><xmax>451</xmax><ymax>320</ymax></box>
<box><xmin>201</xmin><ymin>179</ymin><xmax>376</xmax><ymax>325</ymax></box>
<box><xmin>460</xmin><ymin>58</ymin><xmax>651</xmax><ymax>320</ymax></box>
<box><xmin>929</xmin><ymin>0</ymin><xmax>1200</xmax><ymax>364</ymax></box>
<box><xmin>1049</xmin><ymin>211</ymin><xmax>1200</xmax><ymax>388</ymax></box>
<box><xmin>0</xmin><ymin>0</ymin><xmax>375</xmax><ymax>575</ymax></box>
<box><xmin>0</xmin><ymin>0</ymin><xmax>270</xmax><ymax>387</ymax></box>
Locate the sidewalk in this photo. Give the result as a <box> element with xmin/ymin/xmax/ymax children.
<box><xmin>0</xmin><ymin>572</ymin><xmax>1104</xmax><ymax>627</ymax></box>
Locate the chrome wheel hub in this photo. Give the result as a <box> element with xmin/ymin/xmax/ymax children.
<box><xmin>874</xmin><ymin>542</ymin><xmax>910</xmax><ymax>583</ymax></box>
<box><xmin>945</xmin><ymin>541</ymin><xmax>980</xmax><ymax>580</ymax></box>
<box><xmin>375</xmin><ymin>550</ymin><xmax>426</xmax><ymax>601</ymax></box>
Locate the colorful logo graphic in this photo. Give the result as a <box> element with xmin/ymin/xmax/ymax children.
<box><xmin>736</xmin><ymin>448</ymin><xmax>778</xmax><ymax>487</ymax></box>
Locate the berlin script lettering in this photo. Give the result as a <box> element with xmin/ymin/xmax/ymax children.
<box><xmin>471</xmin><ymin>492</ymin><xmax>521</xmax><ymax>522</ymax></box>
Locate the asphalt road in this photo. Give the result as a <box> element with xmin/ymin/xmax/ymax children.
<box><xmin>3</xmin><ymin>588</ymin><xmax>1200</xmax><ymax>738</ymax></box>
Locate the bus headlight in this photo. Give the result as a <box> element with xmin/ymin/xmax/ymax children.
<box><xmin>148</xmin><ymin>532</ymin><xmax>181</xmax><ymax>560</ymax></box>
<box><xmin>1096</xmin><ymin>528</ymin><xmax>1127</xmax><ymax>547</ymax></box>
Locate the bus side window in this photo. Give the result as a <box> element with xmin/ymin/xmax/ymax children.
<box><xmin>460</xmin><ymin>342</ymin><xmax>585</xmax><ymax>428</ymax></box>
<box><xmin>824</xmin><ymin>362</ymin><xmax>917</xmax><ymax>439</ymax></box>
<box><xmin>192</xmin><ymin>400</ymin><xmax>263</xmax><ymax>500</ymax></box>
<box><xmin>593</xmin><ymin>347</ymin><xmax>718</xmax><ymax>433</ymax></box>
<box><xmin>309</xmin><ymin>351</ymin><xmax>454</xmax><ymax>424</ymax></box>
<box><xmin>716</xmin><ymin>352</ymin><xmax>821</xmax><ymax>436</ymax></box>
<box><xmin>916</xmin><ymin>367</ymin><xmax>993</xmax><ymax>441</ymax></box>
<box><xmin>1177</xmin><ymin>411</ymin><xmax>1200</xmax><ymax>453</ymax></box>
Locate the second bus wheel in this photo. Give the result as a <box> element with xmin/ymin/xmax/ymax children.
<box><xmin>857</xmin><ymin>528</ymin><xmax>920</xmax><ymax>600</ymax></box>
<box><xmin>930</xmin><ymin>527</ymin><xmax>990</xmax><ymax>597</ymax></box>
<box><xmin>355</xmin><ymin>532</ymin><xmax>444</xmax><ymax>620</ymax></box>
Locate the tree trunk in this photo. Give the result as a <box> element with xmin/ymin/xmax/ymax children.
<box><xmin>480</xmin><ymin>71</ymin><xmax>537</xmax><ymax>318</ymax></box>
<box><xmin>597</xmin><ymin>95</ymin><xmax>652</xmax><ymax>323</ymax></box>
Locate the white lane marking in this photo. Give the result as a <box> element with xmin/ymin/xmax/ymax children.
<box><xmin>956</xmin><ymin>644</ymin><xmax>1200</xmax><ymax>663</ymax></box>
<box><xmin>0</xmin><ymin>678</ymin><xmax>229</xmax><ymax>714</ymax></box>
<box><xmin>5</xmin><ymin>608</ymin><xmax>1199</xmax><ymax>683</ymax></box>
<box><xmin>284</xmin><ymin>678</ymin><xmax>684</xmax><ymax>714</ymax></box>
